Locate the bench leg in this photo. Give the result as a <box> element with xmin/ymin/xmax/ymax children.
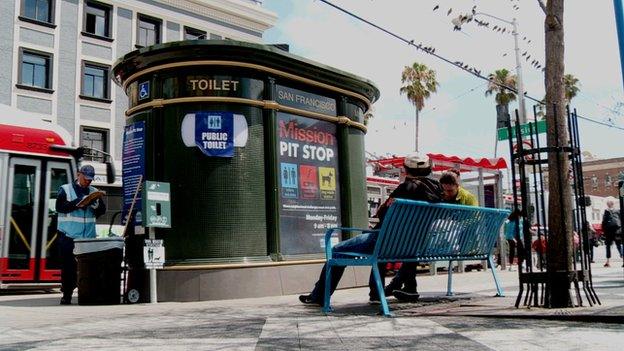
<box><xmin>446</xmin><ymin>260</ymin><xmax>454</xmax><ymax>296</ymax></box>
<box><xmin>371</xmin><ymin>264</ymin><xmax>392</xmax><ymax>317</ymax></box>
<box><xmin>322</xmin><ymin>264</ymin><xmax>333</xmax><ymax>313</ymax></box>
<box><xmin>489</xmin><ymin>256</ymin><xmax>505</xmax><ymax>297</ymax></box>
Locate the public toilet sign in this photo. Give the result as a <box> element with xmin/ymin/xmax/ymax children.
<box><xmin>497</xmin><ymin>120</ymin><xmax>547</xmax><ymax>141</ymax></box>
<box><xmin>143</xmin><ymin>181</ymin><xmax>171</xmax><ymax>228</ymax></box>
<box><xmin>144</xmin><ymin>239</ymin><xmax>165</xmax><ymax>269</ymax></box>
<box><xmin>180</xmin><ymin>111</ymin><xmax>250</xmax><ymax>158</ymax></box>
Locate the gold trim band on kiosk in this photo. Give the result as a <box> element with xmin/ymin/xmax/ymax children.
<box><xmin>126</xmin><ymin>96</ymin><xmax>368</xmax><ymax>133</ymax></box>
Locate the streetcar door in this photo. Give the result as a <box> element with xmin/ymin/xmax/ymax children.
<box><xmin>0</xmin><ymin>158</ymin><xmax>41</xmax><ymax>281</ymax></box>
<box><xmin>39</xmin><ymin>161</ymin><xmax>72</xmax><ymax>280</ymax></box>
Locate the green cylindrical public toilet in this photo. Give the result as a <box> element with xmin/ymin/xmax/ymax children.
<box><xmin>113</xmin><ymin>41</ymin><xmax>379</xmax><ymax>265</ymax></box>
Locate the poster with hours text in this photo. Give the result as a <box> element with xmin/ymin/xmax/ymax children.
<box><xmin>277</xmin><ymin>112</ymin><xmax>341</xmax><ymax>256</ymax></box>
<box><xmin>122</xmin><ymin>121</ymin><xmax>145</xmax><ymax>226</ymax></box>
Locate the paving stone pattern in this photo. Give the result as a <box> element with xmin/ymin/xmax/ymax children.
<box><xmin>1</xmin><ymin>261</ymin><xmax>623</xmax><ymax>350</ymax></box>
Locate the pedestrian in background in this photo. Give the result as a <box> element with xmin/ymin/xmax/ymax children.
<box><xmin>585</xmin><ymin>220</ymin><xmax>598</xmax><ymax>263</ymax></box>
<box><xmin>601</xmin><ymin>200</ymin><xmax>622</xmax><ymax>267</ymax></box>
<box><xmin>532</xmin><ymin>233</ymin><xmax>547</xmax><ymax>270</ymax></box>
<box><xmin>505</xmin><ymin>209</ymin><xmax>523</xmax><ymax>271</ymax></box>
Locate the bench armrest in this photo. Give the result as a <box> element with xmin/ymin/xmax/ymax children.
<box><xmin>324</xmin><ymin>227</ymin><xmax>378</xmax><ymax>259</ymax></box>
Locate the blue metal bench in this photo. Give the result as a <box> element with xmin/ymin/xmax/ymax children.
<box><xmin>323</xmin><ymin>199</ymin><xmax>510</xmax><ymax>316</ymax></box>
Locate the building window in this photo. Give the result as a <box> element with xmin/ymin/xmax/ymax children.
<box><xmin>80</xmin><ymin>127</ymin><xmax>108</xmax><ymax>162</ymax></box>
<box><xmin>19</xmin><ymin>49</ymin><xmax>52</xmax><ymax>90</ymax></box>
<box><xmin>184</xmin><ymin>26</ymin><xmax>206</xmax><ymax>40</ymax></box>
<box><xmin>137</xmin><ymin>15</ymin><xmax>161</xmax><ymax>47</ymax></box>
<box><xmin>81</xmin><ymin>62</ymin><xmax>110</xmax><ymax>100</ymax></box>
<box><xmin>84</xmin><ymin>1</ymin><xmax>111</xmax><ymax>38</ymax></box>
<box><xmin>22</xmin><ymin>0</ymin><xmax>54</xmax><ymax>24</ymax></box>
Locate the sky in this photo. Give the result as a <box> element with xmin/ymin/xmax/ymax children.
<box><xmin>262</xmin><ymin>0</ymin><xmax>624</xmax><ymax>161</ymax></box>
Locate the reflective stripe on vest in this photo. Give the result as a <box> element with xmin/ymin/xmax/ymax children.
<box><xmin>57</xmin><ymin>183</ymin><xmax>98</xmax><ymax>239</ymax></box>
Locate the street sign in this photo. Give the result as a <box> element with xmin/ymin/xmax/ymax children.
<box><xmin>497</xmin><ymin>120</ymin><xmax>547</xmax><ymax>141</ymax></box>
<box><xmin>143</xmin><ymin>181</ymin><xmax>172</xmax><ymax>228</ymax></box>
<box><xmin>144</xmin><ymin>239</ymin><xmax>165</xmax><ymax>269</ymax></box>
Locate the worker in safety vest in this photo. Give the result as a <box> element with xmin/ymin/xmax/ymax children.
<box><xmin>55</xmin><ymin>164</ymin><xmax>106</xmax><ymax>305</ymax></box>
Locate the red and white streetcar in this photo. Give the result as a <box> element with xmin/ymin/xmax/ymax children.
<box><xmin>0</xmin><ymin>105</ymin><xmax>113</xmax><ymax>289</ymax></box>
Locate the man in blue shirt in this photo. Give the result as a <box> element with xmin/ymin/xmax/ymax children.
<box><xmin>55</xmin><ymin>165</ymin><xmax>106</xmax><ymax>305</ymax></box>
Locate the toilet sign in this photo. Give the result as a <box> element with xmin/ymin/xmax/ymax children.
<box><xmin>144</xmin><ymin>239</ymin><xmax>165</xmax><ymax>269</ymax></box>
<box><xmin>194</xmin><ymin>112</ymin><xmax>234</xmax><ymax>157</ymax></box>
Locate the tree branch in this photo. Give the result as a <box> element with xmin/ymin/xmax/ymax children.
<box><xmin>537</xmin><ymin>0</ymin><xmax>547</xmax><ymax>15</ymax></box>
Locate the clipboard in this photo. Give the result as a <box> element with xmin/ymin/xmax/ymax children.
<box><xmin>76</xmin><ymin>191</ymin><xmax>106</xmax><ymax>207</ymax></box>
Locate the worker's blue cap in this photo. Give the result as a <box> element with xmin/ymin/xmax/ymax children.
<box><xmin>79</xmin><ymin>165</ymin><xmax>95</xmax><ymax>180</ymax></box>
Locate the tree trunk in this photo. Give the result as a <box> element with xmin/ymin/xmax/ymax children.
<box><xmin>544</xmin><ymin>0</ymin><xmax>573</xmax><ymax>308</ymax></box>
<box><xmin>415</xmin><ymin>107</ymin><xmax>420</xmax><ymax>152</ymax></box>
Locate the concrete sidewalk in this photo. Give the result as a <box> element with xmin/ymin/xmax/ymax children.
<box><xmin>1</xmin><ymin>260</ymin><xmax>623</xmax><ymax>350</ymax></box>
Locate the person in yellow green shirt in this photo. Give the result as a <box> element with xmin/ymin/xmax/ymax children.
<box><xmin>439</xmin><ymin>171</ymin><xmax>478</xmax><ymax>206</ymax></box>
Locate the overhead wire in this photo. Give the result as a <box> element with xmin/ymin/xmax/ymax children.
<box><xmin>421</xmin><ymin>81</ymin><xmax>488</xmax><ymax>116</ymax></box>
<box><xmin>317</xmin><ymin>0</ymin><xmax>624</xmax><ymax>132</ymax></box>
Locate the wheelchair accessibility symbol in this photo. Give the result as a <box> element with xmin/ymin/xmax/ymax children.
<box><xmin>139</xmin><ymin>81</ymin><xmax>150</xmax><ymax>100</ymax></box>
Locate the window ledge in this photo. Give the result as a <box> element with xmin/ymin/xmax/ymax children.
<box><xmin>81</xmin><ymin>31</ymin><xmax>114</xmax><ymax>42</ymax></box>
<box><xmin>15</xmin><ymin>84</ymin><xmax>54</xmax><ymax>94</ymax></box>
<box><xmin>18</xmin><ymin>16</ymin><xmax>56</xmax><ymax>29</ymax></box>
<box><xmin>79</xmin><ymin>94</ymin><xmax>112</xmax><ymax>104</ymax></box>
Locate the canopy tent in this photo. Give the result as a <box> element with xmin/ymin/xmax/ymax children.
<box><xmin>369</xmin><ymin>153</ymin><xmax>508</xmax><ymax>173</ymax></box>
<box><xmin>368</xmin><ymin>153</ymin><xmax>508</xmax><ymax>219</ymax></box>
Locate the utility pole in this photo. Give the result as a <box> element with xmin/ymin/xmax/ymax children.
<box><xmin>454</xmin><ymin>13</ymin><xmax>527</xmax><ymax>124</ymax></box>
<box><xmin>512</xmin><ymin>18</ymin><xmax>527</xmax><ymax>124</ymax></box>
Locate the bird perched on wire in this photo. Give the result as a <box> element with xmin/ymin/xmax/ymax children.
<box><xmin>447</xmin><ymin>8</ymin><xmax>452</xmax><ymax>15</ymax></box>
<box><xmin>451</xmin><ymin>16</ymin><xmax>463</xmax><ymax>31</ymax></box>
<box><xmin>433</xmin><ymin>5</ymin><xmax>439</xmax><ymax>11</ymax></box>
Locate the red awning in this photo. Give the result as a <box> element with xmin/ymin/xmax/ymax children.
<box><xmin>369</xmin><ymin>153</ymin><xmax>508</xmax><ymax>172</ymax></box>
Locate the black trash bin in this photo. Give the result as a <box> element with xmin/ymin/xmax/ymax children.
<box><xmin>124</xmin><ymin>235</ymin><xmax>150</xmax><ymax>303</ymax></box>
<box><xmin>74</xmin><ymin>237</ymin><xmax>124</xmax><ymax>305</ymax></box>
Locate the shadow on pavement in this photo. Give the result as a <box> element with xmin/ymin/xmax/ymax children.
<box><xmin>593</xmin><ymin>279</ymin><xmax>624</xmax><ymax>289</ymax></box>
<box><xmin>0</xmin><ymin>289</ymin><xmax>64</xmax><ymax>307</ymax></box>
<box><xmin>0</xmin><ymin>295</ymin><xmax>63</xmax><ymax>307</ymax></box>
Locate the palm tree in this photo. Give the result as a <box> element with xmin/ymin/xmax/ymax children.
<box><xmin>563</xmin><ymin>74</ymin><xmax>580</xmax><ymax>104</ymax></box>
<box><xmin>485</xmin><ymin>68</ymin><xmax>518</xmax><ymax>108</ymax></box>
<box><xmin>486</xmin><ymin>69</ymin><xmax>517</xmax><ymax>157</ymax></box>
<box><xmin>399</xmin><ymin>62</ymin><xmax>439</xmax><ymax>152</ymax></box>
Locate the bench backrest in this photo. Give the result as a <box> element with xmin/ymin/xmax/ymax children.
<box><xmin>374</xmin><ymin>199</ymin><xmax>510</xmax><ymax>262</ymax></box>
